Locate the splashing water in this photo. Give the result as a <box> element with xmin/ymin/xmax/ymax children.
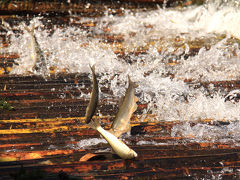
<box><xmin>4</xmin><ymin>1</ymin><xmax>240</xmax><ymax>142</ymax></box>
<box><xmin>76</xmin><ymin>138</ymin><xmax>107</xmax><ymax>149</ymax></box>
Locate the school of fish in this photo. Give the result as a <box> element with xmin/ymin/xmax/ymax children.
<box><xmin>86</xmin><ymin>65</ymin><xmax>138</xmax><ymax>159</ymax></box>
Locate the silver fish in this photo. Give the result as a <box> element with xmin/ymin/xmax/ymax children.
<box><xmin>109</xmin><ymin>76</ymin><xmax>138</xmax><ymax>138</ymax></box>
<box><xmin>85</xmin><ymin>65</ymin><xmax>99</xmax><ymax>124</ymax></box>
<box><xmin>24</xmin><ymin>25</ymin><xmax>48</xmax><ymax>76</ymax></box>
<box><xmin>86</xmin><ymin>67</ymin><xmax>137</xmax><ymax>159</ymax></box>
<box><xmin>89</xmin><ymin>118</ymin><xmax>137</xmax><ymax>159</ymax></box>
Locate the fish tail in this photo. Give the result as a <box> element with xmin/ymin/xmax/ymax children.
<box><xmin>128</xmin><ymin>75</ymin><xmax>138</xmax><ymax>88</ymax></box>
<box><xmin>24</xmin><ymin>26</ymin><xmax>33</xmax><ymax>34</ymax></box>
<box><xmin>90</xmin><ymin>64</ymin><xmax>95</xmax><ymax>73</ymax></box>
<box><xmin>88</xmin><ymin>118</ymin><xmax>101</xmax><ymax>130</ymax></box>
<box><xmin>24</xmin><ymin>23</ymin><xmax>36</xmax><ymax>35</ymax></box>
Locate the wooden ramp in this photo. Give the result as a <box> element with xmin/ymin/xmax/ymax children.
<box><xmin>1</xmin><ymin>74</ymin><xmax>240</xmax><ymax>179</ymax></box>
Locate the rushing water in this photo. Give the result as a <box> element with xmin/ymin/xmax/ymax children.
<box><xmin>3</xmin><ymin>1</ymin><xmax>240</xmax><ymax>141</ymax></box>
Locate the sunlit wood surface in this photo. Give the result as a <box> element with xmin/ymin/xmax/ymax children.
<box><xmin>1</xmin><ymin>73</ymin><xmax>240</xmax><ymax>179</ymax></box>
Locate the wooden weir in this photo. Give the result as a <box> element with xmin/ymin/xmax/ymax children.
<box><xmin>1</xmin><ymin>1</ymin><xmax>240</xmax><ymax>179</ymax></box>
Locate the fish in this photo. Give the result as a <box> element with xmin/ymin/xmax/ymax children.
<box><xmin>89</xmin><ymin>118</ymin><xmax>138</xmax><ymax>159</ymax></box>
<box><xmin>85</xmin><ymin>65</ymin><xmax>99</xmax><ymax>124</ymax></box>
<box><xmin>85</xmin><ymin>66</ymin><xmax>137</xmax><ymax>159</ymax></box>
<box><xmin>24</xmin><ymin>25</ymin><xmax>48</xmax><ymax>76</ymax></box>
<box><xmin>109</xmin><ymin>76</ymin><xmax>138</xmax><ymax>138</ymax></box>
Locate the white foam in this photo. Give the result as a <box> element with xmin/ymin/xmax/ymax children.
<box><xmin>106</xmin><ymin>1</ymin><xmax>240</xmax><ymax>39</ymax></box>
<box><xmin>5</xmin><ymin>1</ymin><xmax>240</xmax><ymax>124</ymax></box>
<box><xmin>171</xmin><ymin>120</ymin><xmax>240</xmax><ymax>143</ymax></box>
<box><xmin>77</xmin><ymin>138</ymin><xmax>107</xmax><ymax>149</ymax></box>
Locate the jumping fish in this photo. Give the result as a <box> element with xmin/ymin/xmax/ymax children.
<box><xmin>85</xmin><ymin>66</ymin><xmax>137</xmax><ymax>159</ymax></box>
<box><xmin>89</xmin><ymin>118</ymin><xmax>137</xmax><ymax>159</ymax></box>
<box><xmin>85</xmin><ymin>65</ymin><xmax>99</xmax><ymax>124</ymax></box>
<box><xmin>109</xmin><ymin>76</ymin><xmax>138</xmax><ymax>138</ymax></box>
<box><xmin>24</xmin><ymin>25</ymin><xmax>48</xmax><ymax>76</ymax></box>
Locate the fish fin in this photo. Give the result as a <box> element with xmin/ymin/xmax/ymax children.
<box><xmin>108</xmin><ymin>129</ymin><xmax>121</xmax><ymax>138</ymax></box>
<box><xmin>109</xmin><ymin>121</ymin><xmax>131</xmax><ymax>138</ymax></box>
<box><xmin>122</xmin><ymin>123</ymin><xmax>132</xmax><ymax>136</ymax></box>
<box><xmin>132</xmin><ymin>103</ymin><xmax>138</xmax><ymax>113</ymax></box>
<box><xmin>134</xmin><ymin>96</ymin><xmax>138</xmax><ymax>102</ymax></box>
<box><xmin>88</xmin><ymin>118</ymin><xmax>100</xmax><ymax>130</ymax></box>
<box><xmin>110</xmin><ymin>119</ymin><xmax>125</xmax><ymax>138</ymax></box>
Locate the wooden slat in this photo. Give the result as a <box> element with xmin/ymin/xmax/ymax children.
<box><xmin>0</xmin><ymin>0</ymin><xmax>197</xmax><ymax>16</ymax></box>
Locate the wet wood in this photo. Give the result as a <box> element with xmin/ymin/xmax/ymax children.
<box><xmin>1</xmin><ymin>43</ymin><xmax>240</xmax><ymax>179</ymax></box>
<box><xmin>1</xmin><ymin>79</ymin><xmax>240</xmax><ymax>179</ymax></box>
<box><xmin>0</xmin><ymin>0</ymin><xmax>205</xmax><ymax>16</ymax></box>
<box><xmin>1</xmin><ymin>118</ymin><xmax>240</xmax><ymax>179</ymax></box>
